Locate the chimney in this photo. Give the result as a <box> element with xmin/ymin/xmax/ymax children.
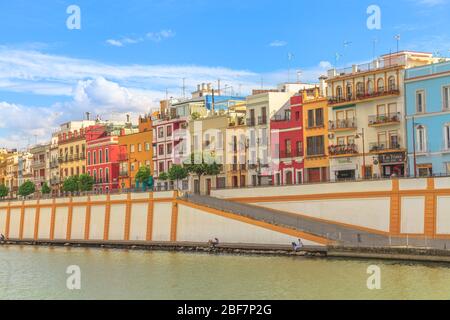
<box><xmin>126</xmin><ymin>114</ymin><xmax>130</xmax><ymax>123</ymax></box>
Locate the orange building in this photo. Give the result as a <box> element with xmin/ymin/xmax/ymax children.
<box><xmin>118</xmin><ymin>115</ymin><xmax>153</xmax><ymax>189</ymax></box>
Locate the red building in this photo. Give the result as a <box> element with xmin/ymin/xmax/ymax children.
<box><xmin>270</xmin><ymin>94</ymin><xmax>304</xmax><ymax>185</ymax></box>
<box><xmin>86</xmin><ymin>124</ymin><xmax>123</xmax><ymax>193</ymax></box>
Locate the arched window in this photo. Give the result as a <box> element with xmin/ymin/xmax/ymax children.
<box><xmin>93</xmin><ymin>170</ymin><xmax>97</xmax><ymax>183</ymax></box>
<box><xmin>367</xmin><ymin>80</ymin><xmax>374</xmax><ymax>94</ymax></box>
<box><xmin>99</xmin><ymin>150</ymin><xmax>103</xmax><ymax>164</ymax></box>
<box><xmin>416</xmin><ymin>125</ymin><xmax>427</xmax><ymax>153</ymax></box>
<box><xmin>377</xmin><ymin>78</ymin><xmax>385</xmax><ymax>92</ymax></box>
<box><xmin>99</xmin><ymin>169</ymin><xmax>103</xmax><ymax>183</ymax></box>
<box><xmin>105</xmin><ymin>168</ymin><xmax>110</xmax><ymax>183</ymax></box>
<box><xmin>388</xmin><ymin>76</ymin><xmax>396</xmax><ymax>91</ymax></box>
<box><xmin>356</xmin><ymin>82</ymin><xmax>364</xmax><ymax>96</ymax></box>
<box><xmin>105</xmin><ymin>149</ymin><xmax>109</xmax><ymax>163</ymax></box>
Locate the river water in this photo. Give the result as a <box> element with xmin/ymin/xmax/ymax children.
<box><xmin>0</xmin><ymin>245</ymin><xmax>449</xmax><ymax>300</ymax></box>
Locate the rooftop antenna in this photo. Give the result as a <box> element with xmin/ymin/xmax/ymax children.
<box><xmin>394</xmin><ymin>34</ymin><xmax>401</xmax><ymax>53</ymax></box>
<box><xmin>372</xmin><ymin>37</ymin><xmax>378</xmax><ymax>60</ymax></box>
<box><xmin>287</xmin><ymin>52</ymin><xmax>294</xmax><ymax>83</ymax></box>
<box><xmin>182</xmin><ymin>78</ymin><xmax>186</xmax><ymax>99</ymax></box>
<box><xmin>296</xmin><ymin>70</ymin><xmax>302</xmax><ymax>83</ymax></box>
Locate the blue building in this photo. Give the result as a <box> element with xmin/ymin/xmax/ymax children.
<box><xmin>405</xmin><ymin>61</ymin><xmax>450</xmax><ymax>176</ymax></box>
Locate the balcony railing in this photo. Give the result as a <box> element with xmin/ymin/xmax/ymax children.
<box><xmin>328</xmin><ymin>118</ymin><xmax>357</xmax><ymax>131</ymax></box>
<box><xmin>328</xmin><ymin>86</ymin><xmax>400</xmax><ymax>105</ymax></box>
<box><xmin>329</xmin><ymin>144</ymin><xmax>358</xmax><ymax>156</ymax></box>
<box><xmin>258</xmin><ymin>116</ymin><xmax>267</xmax><ymax>125</ymax></box>
<box><xmin>278</xmin><ymin>150</ymin><xmax>303</xmax><ymax>158</ymax></box>
<box><xmin>368</xmin><ymin>112</ymin><xmax>401</xmax><ymax>126</ymax></box>
<box><xmin>119</xmin><ymin>171</ymin><xmax>129</xmax><ymax>177</ymax></box>
<box><xmin>369</xmin><ymin>140</ymin><xmax>402</xmax><ymax>153</ymax></box>
<box><xmin>246</xmin><ymin>118</ymin><xmax>256</xmax><ymax>126</ymax></box>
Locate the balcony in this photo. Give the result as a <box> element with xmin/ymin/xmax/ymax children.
<box><xmin>368</xmin><ymin>112</ymin><xmax>401</xmax><ymax>127</ymax></box>
<box><xmin>246</xmin><ymin>118</ymin><xmax>256</xmax><ymax>126</ymax></box>
<box><xmin>278</xmin><ymin>150</ymin><xmax>303</xmax><ymax>159</ymax></box>
<box><xmin>50</xmin><ymin>161</ymin><xmax>59</xmax><ymax>169</ymax></box>
<box><xmin>119</xmin><ymin>171</ymin><xmax>129</xmax><ymax>177</ymax></box>
<box><xmin>328</xmin><ymin>119</ymin><xmax>357</xmax><ymax>131</ymax></box>
<box><xmin>258</xmin><ymin>116</ymin><xmax>268</xmax><ymax>125</ymax></box>
<box><xmin>328</xmin><ymin>86</ymin><xmax>400</xmax><ymax>106</ymax></box>
<box><xmin>31</xmin><ymin>160</ymin><xmax>45</xmax><ymax>168</ymax></box>
<box><xmin>329</xmin><ymin>144</ymin><xmax>358</xmax><ymax>157</ymax></box>
<box><xmin>369</xmin><ymin>140</ymin><xmax>402</xmax><ymax>153</ymax></box>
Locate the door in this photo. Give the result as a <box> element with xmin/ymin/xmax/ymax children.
<box><xmin>285</xmin><ymin>171</ymin><xmax>293</xmax><ymax>185</ymax></box>
<box><xmin>206</xmin><ymin>179</ymin><xmax>211</xmax><ymax>195</ymax></box>
<box><xmin>308</xmin><ymin>168</ymin><xmax>321</xmax><ymax>183</ymax></box>
<box><xmin>194</xmin><ymin>180</ymin><xmax>200</xmax><ymax>194</ymax></box>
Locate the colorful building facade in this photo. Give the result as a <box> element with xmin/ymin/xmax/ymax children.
<box><xmin>405</xmin><ymin>60</ymin><xmax>450</xmax><ymax>176</ymax></box>
<box><xmin>86</xmin><ymin>123</ymin><xmax>124</xmax><ymax>193</ymax></box>
<box><xmin>326</xmin><ymin>51</ymin><xmax>438</xmax><ymax>181</ymax></box>
<box><xmin>118</xmin><ymin>115</ymin><xmax>153</xmax><ymax>190</ymax></box>
<box><xmin>270</xmin><ymin>94</ymin><xmax>304</xmax><ymax>185</ymax></box>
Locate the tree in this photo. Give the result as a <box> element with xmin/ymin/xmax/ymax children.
<box><xmin>41</xmin><ymin>182</ymin><xmax>51</xmax><ymax>195</ymax></box>
<box><xmin>168</xmin><ymin>165</ymin><xmax>188</xmax><ymax>190</ymax></box>
<box><xmin>159</xmin><ymin>172</ymin><xmax>169</xmax><ymax>181</ymax></box>
<box><xmin>0</xmin><ymin>185</ymin><xmax>9</xmax><ymax>199</ymax></box>
<box><xmin>18</xmin><ymin>180</ymin><xmax>35</xmax><ymax>197</ymax></box>
<box><xmin>135</xmin><ymin>166</ymin><xmax>151</xmax><ymax>184</ymax></box>
<box><xmin>63</xmin><ymin>176</ymin><xmax>79</xmax><ymax>193</ymax></box>
<box><xmin>79</xmin><ymin>174</ymin><xmax>94</xmax><ymax>192</ymax></box>
<box><xmin>191</xmin><ymin>112</ymin><xmax>201</xmax><ymax>120</ymax></box>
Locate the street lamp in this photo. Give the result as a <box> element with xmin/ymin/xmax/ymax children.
<box><xmin>355</xmin><ymin>128</ymin><xmax>366</xmax><ymax>179</ymax></box>
<box><xmin>412</xmin><ymin>116</ymin><xmax>423</xmax><ymax>178</ymax></box>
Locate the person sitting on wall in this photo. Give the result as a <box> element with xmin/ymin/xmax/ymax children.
<box><xmin>0</xmin><ymin>234</ymin><xmax>5</xmax><ymax>242</ymax></box>
<box><xmin>208</xmin><ymin>238</ymin><xmax>219</xmax><ymax>248</ymax></box>
<box><xmin>291</xmin><ymin>239</ymin><xmax>304</xmax><ymax>252</ymax></box>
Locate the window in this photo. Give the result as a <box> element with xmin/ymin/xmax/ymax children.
<box><xmin>336</xmin><ymin>86</ymin><xmax>343</xmax><ymax>99</ymax></box>
<box><xmin>306</xmin><ymin>136</ymin><xmax>325</xmax><ymax>156</ymax></box>
<box><xmin>99</xmin><ymin>169</ymin><xmax>103</xmax><ymax>183</ymax></box>
<box><xmin>158</xmin><ymin>144</ymin><xmax>164</xmax><ymax>156</ymax></box>
<box><xmin>167</xmin><ymin>143</ymin><xmax>173</xmax><ymax>154</ymax></box>
<box><xmin>367</xmin><ymin>80</ymin><xmax>374</xmax><ymax>94</ymax></box>
<box><xmin>285</xmin><ymin>139</ymin><xmax>291</xmax><ymax>155</ymax></box>
<box><xmin>138</xmin><ymin>144</ymin><xmax>142</xmax><ymax>152</ymax></box>
<box><xmin>295</xmin><ymin>111</ymin><xmax>300</xmax><ymax>121</ymax></box>
<box><xmin>130</xmin><ymin>144</ymin><xmax>135</xmax><ymax>153</ymax></box>
<box><xmin>87</xmin><ymin>152</ymin><xmax>91</xmax><ymax>165</ymax></box>
<box><xmin>443</xmin><ymin>86</ymin><xmax>450</xmax><ymax>110</ymax></box>
<box><xmin>315</xmin><ymin>108</ymin><xmax>324</xmax><ymax>127</ymax></box>
<box><xmin>158</xmin><ymin>127</ymin><xmax>164</xmax><ymax>139</ymax></box>
<box><xmin>377</xmin><ymin>78</ymin><xmax>385</xmax><ymax>92</ymax></box>
<box><xmin>131</xmin><ymin>163</ymin><xmax>135</xmax><ymax>172</ymax></box>
<box><xmin>261</xmin><ymin>107</ymin><xmax>267</xmax><ymax>124</ymax></box>
<box><xmin>158</xmin><ymin>162</ymin><xmax>164</xmax><ymax>173</ymax></box>
<box><xmin>356</xmin><ymin>82</ymin><xmax>364</xmax><ymax>96</ymax></box>
<box><xmin>145</xmin><ymin>142</ymin><xmax>150</xmax><ymax>151</ymax></box>
<box><xmin>105</xmin><ymin>149</ymin><xmax>109</xmax><ymax>162</ymax></box>
<box><xmin>217</xmin><ymin>133</ymin><xmax>223</xmax><ymax>149</ymax></box>
<box><xmin>93</xmin><ymin>170</ymin><xmax>97</xmax><ymax>183</ymax></box>
<box><xmin>444</xmin><ymin>124</ymin><xmax>450</xmax><ymax>150</ymax></box>
<box><xmin>93</xmin><ymin>151</ymin><xmax>97</xmax><ymax>164</ymax></box>
<box><xmin>296</xmin><ymin>141</ymin><xmax>303</xmax><ymax>156</ymax></box>
<box><xmin>307</xmin><ymin>110</ymin><xmax>315</xmax><ymax>128</ymax></box>
<box><xmin>416</xmin><ymin>126</ymin><xmax>427</xmax><ymax>153</ymax></box>
<box><xmin>99</xmin><ymin>150</ymin><xmax>102</xmax><ymax>164</ymax></box>
<box><xmin>167</xmin><ymin>126</ymin><xmax>172</xmax><ymax>137</ymax></box>
<box><xmin>416</xmin><ymin>90</ymin><xmax>425</xmax><ymax>113</ymax></box>
<box><xmin>346</xmin><ymin>84</ymin><xmax>352</xmax><ymax>98</ymax></box>
<box><xmin>388</xmin><ymin>76</ymin><xmax>396</xmax><ymax>91</ymax></box>
<box><xmin>105</xmin><ymin>168</ymin><xmax>110</xmax><ymax>183</ymax></box>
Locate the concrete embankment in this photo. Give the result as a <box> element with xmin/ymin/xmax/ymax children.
<box><xmin>3</xmin><ymin>239</ymin><xmax>450</xmax><ymax>263</ymax></box>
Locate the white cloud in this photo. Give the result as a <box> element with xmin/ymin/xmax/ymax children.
<box><xmin>415</xmin><ymin>0</ymin><xmax>447</xmax><ymax>6</ymax></box>
<box><xmin>269</xmin><ymin>40</ymin><xmax>288</xmax><ymax>47</ymax></box>
<box><xmin>106</xmin><ymin>29</ymin><xmax>175</xmax><ymax>47</ymax></box>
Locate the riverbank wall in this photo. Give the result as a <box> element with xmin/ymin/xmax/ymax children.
<box><xmin>0</xmin><ymin>191</ymin><xmax>327</xmax><ymax>247</ymax></box>
<box><xmin>211</xmin><ymin>177</ymin><xmax>450</xmax><ymax>240</ymax></box>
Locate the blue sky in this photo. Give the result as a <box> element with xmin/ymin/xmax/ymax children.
<box><xmin>0</xmin><ymin>0</ymin><xmax>449</xmax><ymax>148</ymax></box>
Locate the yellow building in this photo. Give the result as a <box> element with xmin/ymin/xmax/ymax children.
<box><xmin>302</xmin><ymin>86</ymin><xmax>330</xmax><ymax>183</ymax></box>
<box><xmin>57</xmin><ymin>120</ymin><xmax>95</xmax><ymax>188</ymax></box>
<box><xmin>118</xmin><ymin>115</ymin><xmax>153</xmax><ymax>190</ymax></box>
